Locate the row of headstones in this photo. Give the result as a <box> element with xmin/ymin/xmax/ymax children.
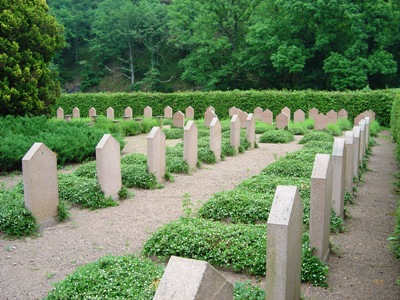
<box><xmin>152</xmin><ymin>115</ymin><xmax>372</xmax><ymax>299</ymax></box>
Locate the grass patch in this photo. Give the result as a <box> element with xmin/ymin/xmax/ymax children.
<box><xmin>259</xmin><ymin>130</ymin><xmax>294</xmax><ymax>143</ymax></box>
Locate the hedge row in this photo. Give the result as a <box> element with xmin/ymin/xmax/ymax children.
<box><xmin>55</xmin><ymin>90</ymin><xmax>397</xmax><ymax>126</ymax></box>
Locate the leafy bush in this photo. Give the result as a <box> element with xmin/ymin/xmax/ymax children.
<box><xmin>337</xmin><ymin>118</ymin><xmax>352</xmax><ymax>131</ymax></box>
<box><xmin>121</xmin><ymin>164</ymin><xmax>159</xmax><ymax>189</ymax></box>
<box><xmin>255</xmin><ymin>122</ymin><xmax>275</xmax><ymax>134</ymax></box>
<box><xmin>299</xmin><ymin>131</ymin><xmax>334</xmax><ymax>144</ymax></box>
<box><xmin>45</xmin><ymin>255</ymin><xmax>163</xmax><ymax>300</ymax></box>
<box><xmin>369</xmin><ymin>120</ymin><xmax>381</xmax><ymax>137</ymax></box>
<box><xmin>166</xmin><ymin>146</ymin><xmax>189</xmax><ymax>174</ymax></box>
<box><xmin>234</xmin><ymin>282</ymin><xmax>265</xmax><ymax>300</ymax></box>
<box><xmin>141</xmin><ymin>118</ymin><xmax>159</xmax><ymax>133</ymax></box>
<box><xmin>259</xmin><ymin>130</ymin><xmax>294</xmax><ymax>143</ymax></box>
<box><xmin>325</xmin><ymin>123</ymin><xmax>342</xmax><ymax>136</ymax></box>
<box><xmin>163</xmin><ymin>128</ymin><xmax>184</xmax><ymax>139</ymax></box>
<box><xmin>288</xmin><ymin>121</ymin><xmax>308</xmax><ymax>135</ymax></box>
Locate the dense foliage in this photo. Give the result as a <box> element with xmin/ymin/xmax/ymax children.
<box><xmin>0</xmin><ymin>0</ymin><xmax>64</xmax><ymax>115</ymax></box>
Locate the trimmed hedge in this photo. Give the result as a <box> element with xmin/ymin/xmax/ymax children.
<box><xmin>56</xmin><ymin>90</ymin><xmax>397</xmax><ymax>126</ymax></box>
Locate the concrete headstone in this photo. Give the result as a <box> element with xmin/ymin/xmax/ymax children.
<box><xmin>309</xmin><ymin>108</ymin><xmax>319</xmax><ymax>120</ymax></box>
<box><xmin>281</xmin><ymin>107</ymin><xmax>291</xmax><ymax>120</ymax></box>
<box><xmin>144</xmin><ymin>106</ymin><xmax>152</xmax><ymax>118</ymax></box>
<box><xmin>344</xmin><ymin>131</ymin><xmax>354</xmax><ymax>193</ymax></box>
<box><xmin>338</xmin><ymin>109</ymin><xmax>348</xmax><ymax>119</ymax></box>
<box><xmin>354</xmin><ymin>113</ymin><xmax>366</xmax><ymax>126</ymax></box>
<box><xmin>239</xmin><ymin>111</ymin><xmax>248</xmax><ymax>129</ymax></box>
<box><xmin>72</xmin><ymin>107</ymin><xmax>80</xmax><ymax>119</ymax></box>
<box><xmin>353</xmin><ymin>126</ymin><xmax>361</xmax><ymax>178</ymax></box>
<box><xmin>204</xmin><ymin>108</ymin><xmax>217</xmax><ymax>128</ymax></box>
<box><xmin>229</xmin><ymin>107</ymin><xmax>239</xmax><ymax>117</ymax></box>
<box><xmin>293</xmin><ymin>109</ymin><xmax>305</xmax><ymax>123</ymax></box>
<box><xmin>332</xmin><ymin>138</ymin><xmax>346</xmax><ymax>218</ymax></box>
<box><xmin>106</xmin><ymin>107</ymin><xmax>114</xmax><ymax>120</ymax></box>
<box><xmin>89</xmin><ymin>107</ymin><xmax>96</xmax><ymax>119</ymax></box>
<box><xmin>184</xmin><ymin>121</ymin><xmax>198</xmax><ymax>170</ymax></box>
<box><xmin>254</xmin><ymin>107</ymin><xmax>263</xmax><ymax>120</ymax></box>
<box><xmin>276</xmin><ymin>112</ymin><xmax>289</xmax><ymax>129</ymax></box>
<box><xmin>164</xmin><ymin>106</ymin><xmax>173</xmax><ymax>119</ymax></box>
<box><xmin>173</xmin><ymin>111</ymin><xmax>185</xmax><ymax>128</ymax></box>
<box><xmin>363</xmin><ymin>110</ymin><xmax>375</xmax><ymax>122</ymax></box>
<box><xmin>261</xmin><ymin>109</ymin><xmax>273</xmax><ymax>124</ymax></box>
<box><xmin>246</xmin><ymin>113</ymin><xmax>256</xmax><ymax>149</ymax></box>
<box><xmin>210</xmin><ymin>117</ymin><xmax>222</xmax><ymax>162</ymax></box>
<box><xmin>186</xmin><ymin>106</ymin><xmax>194</xmax><ymax>119</ymax></box>
<box><xmin>57</xmin><ymin>107</ymin><xmax>64</xmax><ymax>119</ymax></box>
<box><xmin>230</xmin><ymin>115</ymin><xmax>241</xmax><ymax>152</ymax></box>
<box><xmin>359</xmin><ymin>120</ymin><xmax>366</xmax><ymax>159</ymax></box>
<box><xmin>147</xmin><ymin>127</ymin><xmax>166</xmax><ymax>181</ymax></box>
<box><xmin>124</xmin><ymin>107</ymin><xmax>133</xmax><ymax>120</ymax></box>
<box><xmin>314</xmin><ymin>113</ymin><xmax>328</xmax><ymax>130</ymax></box>
<box><xmin>326</xmin><ymin>110</ymin><xmax>338</xmax><ymax>124</ymax></box>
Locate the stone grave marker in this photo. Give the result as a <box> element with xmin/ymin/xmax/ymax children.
<box><xmin>72</xmin><ymin>107</ymin><xmax>80</xmax><ymax>119</ymax></box>
<box><xmin>281</xmin><ymin>106</ymin><xmax>291</xmax><ymax>120</ymax></box>
<box><xmin>260</xmin><ymin>109</ymin><xmax>273</xmax><ymax>124</ymax></box>
<box><xmin>210</xmin><ymin>117</ymin><xmax>222</xmax><ymax>162</ymax></box>
<box><xmin>106</xmin><ymin>107</ymin><xmax>114</xmax><ymax>120</ymax></box>
<box><xmin>365</xmin><ymin>117</ymin><xmax>370</xmax><ymax>148</ymax></box>
<box><xmin>354</xmin><ymin>113</ymin><xmax>366</xmax><ymax>126</ymax></box>
<box><xmin>309</xmin><ymin>108</ymin><xmax>319</xmax><ymax>120</ymax></box>
<box><xmin>246</xmin><ymin>113</ymin><xmax>256</xmax><ymax>149</ymax></box>
<box><xmin>359</xmin><ymin>119</ymin><xmax>366</xmax><ymax>159</ymax></box>
<box><xmin>326</xmin><ymin>110</ymin><xmax>338</xmax><ymax>124</ymax></box>
<box><xmin>164</xmin><ymin>106</ymin><xmax>173</xmax><ymax>119</ymax></box>
<box><xmin>266</xmin><ymin>186</ymin><xmax>303</xmax><ymax>300</ymax></box>
<box><xmin>173</xmin><ymin>111</ymin><xmax>185</xmax><ymax>128</ymax></box>
<box><xmin>144</xmin><ymin>106</ymin><xmax>152</xmax><ymax>118</ymax></box>
<box><xmin>293</xmin><ymin>109</ymin><xmax>305</xmax><ymax>123</ymax></box>
<box><xmin>338</xmin><ymin>109</ymin><xmax>348</xmax><ymax>119</ymax></box>
<box><xmin>57</xmin><ymin>107</ymin><xmax>64</xmax><ymax>119</ymax></box>
<box><xmin>239</xmin><ymin>111</ymin><xmax>248</xmax><ymax>129</ymax></box>
<box><xmin>124</xmin><ymin>107</ymin><xmax>133</xmax><ymax>120</ymax></box>
<box><xmin>230</xmin><ymin>115</ymin><xmax>241</xmax><ymax>152</ymax></box>
<box><xmin>153</xmin><ymin>256</ymin><xmax>233</xmax><ymax>300</ymax></box>
<box><xmin>204</xmin><ymin>108</ymin><xmax>217</xmax><ymax>128</ymax></box>
<box><xmin>254</xmin><ymin>107</ymin><xmax>263</xmax><ymax>120</ymax></box>
<box><xmin>22</xmin><ymin>143</ymin><xmax>58</xmax><ymax>228</ymax></box>
<box><xmin>147</xmin><ymin>127</ymin><xmax>166</xmax><ymax>181</ymax></box>
<box><xmin>229</xmin><ymin>106</ymin><xmax>239</xmax><ymax>116</ymax></box>
<box><xmin>186</xmin><ymin>106</ymin><xmax>194</xmax><ymax>119</ymax></box>
<box><xmin>332</xmin><ymin>138</ymin><xmax>346</xmax><ymax>218</ymax></box>
<box><xmin>310</xmin><ymin>153</ymin><xmax>332</xmax><ymax>262</ymax></box>
<box><xmin>353</xmin><ymin>126</ymin><xmax>361</xmax><ymax>178</ymax></box>
<box><xmin>184</xmin><ymin>121</ymin><xmax>198</xmax><ymax>170</ymax></box>
<box><xmin>363</xmin><ymin>110</ymin><xmax>375</xmax><ymax>122</ymax></box>
<box><xmin>314</xmin><ymin>113</ymin><xmax>328</xmax><ymax>130</ymax></box>
<box><xmin>96</xmin><ymin>134</ymin><xmax>122</xmax><ymax>200</ymax></box>
<box><xmin>89</xmin><ymin>107</ymin><xmax>96</xmax><ymax>119</ymax></box>
<box><xmin>344</xmin><ymin>131</ymin><xmax>354</xmax><ymax>193</ymax></box>
<box><xmin>276</xmin><ymin>112</ymin><xmax>289</xmax><ymax>129</ymax></box>
<box><xmin>207</xmin><ymin>106</ymin><xmax>215</xmax><ymax>112</ymax></box>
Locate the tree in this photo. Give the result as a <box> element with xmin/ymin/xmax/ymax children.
<box><xmin>0</xmin><ymin>0</ymin><xmax>64</xmax><ymax>116</ymax></box>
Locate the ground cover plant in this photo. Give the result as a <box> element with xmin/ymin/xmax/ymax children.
<box><xmin>259</xmin><ymin>130</ymin><xmax>294</xmax><ymax>143</ymax></box>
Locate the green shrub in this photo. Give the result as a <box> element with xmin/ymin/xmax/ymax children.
<box><xmin>221</xmin><ymin>140</ymin><xmax>237</xmax><ymax>157</ymax></box>
<box><xmin>163</xmin><ymin>128</ymin><xmax>184</xmax><ymax>139</ymax></box>
<box><xmin>325</xmin><ymin>123</ymin><xmax>342</xmax><ymax>136</ymax></box>
<box><xmin>120</xmin><ymin>120</ymin><xmax>141</xmax><ymax>136</ymax></box>
<box><xmin>121</xmin><ymin>153</ymin><xmax>148</xmax><ymax>165</ymax></box>
<box><xmin>141</xmin><ymin>118</ymin><xmax>159</xmax><ymax>133</ymax></box>
<box><xmin>255</xmin><ymin>122</ymin><xmax>275</xmax><ymax>134</ymax></box>
<box><xmin>166</xmin><ymin>146</ymin><xmax>189</xmax><ymax>174</ymax></box>
<box><xmin>45</xmin><ymin>255</ymin><xmax>163</xmax><ymax>300</ymax></box>
<box><xmin>303</xmin><ymin>118</ymin><xmax>315</xmax><ymax>129</ymax></box>
<box><xmin>299</xmin><ymin>131</ymin><xmax>334</xmax><ymax>144</ymax></box>
<box><xmin>288</xmin><ymin>121</ymin><xmax>308</xmax><ymax>135</ymax></box>
<box><xmin>121</xmin><ymin>164</ymin><xmax>158</xmax><ymax>189</ymax></box>
<box><xmin>234</xmin><ymin>282</ymin><xmax>265</xmax><ymax>300</ymax></box>
<box><xmin>259</xmin><ymin>130</ymin><xmax>294</xmax><ymax>143</ymax></box>
<box><xmin>369</xmin><ymin>120</ymin><xmax>381</xmax><ymax>137</ymax></box>
<box><xmin>337</xmin><ymin>118</ymin><xmax>352</xmax><ymax>131</ymax></box>
<box><xmin>74</xmin><ymin>161</ymin><xmax>97</xmax><ymax>179</ymax></box>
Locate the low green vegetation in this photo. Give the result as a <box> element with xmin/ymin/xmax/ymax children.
<box><xmin>288</xmin><ymin>121</ymin><xmax>308</xmax><ymax>135</ymax></box>
<box><xmin>259</xmin><ymin>130</ymin><xmax>294</xmax><ymax>143</ymax></box>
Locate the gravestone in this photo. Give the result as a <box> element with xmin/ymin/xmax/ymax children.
<box><xmin>57</xmin><ymin>107</ymin><xmax>64</xmax><ymax>119</ymax></box>
<box><xmin>210</xmin><ymin>117</ymin><xmax>222</xmax><ymax>162</ymax></box>
<box><xmin>281</xmin><ymin>107</ymin><xmax>291</xmax><ymax>120</ymax></box>
<box><xmin>293</xmin><ymin>109</ymin><xmax>305</xmax><ymax>123</ymax></box>
<box><xmin>338</xmin><ymin>109</ymin><xmax>348</xmax><ymax>119</ymax></box>
<box><xmin>310</xmin><ymin>154</ymin><xmax>332</xmax><ymax>262</ymax></box>
<box><xmin>332</xmin><ymin>138</ymin><xmax>346</xmax><ymax>218</ymax></box>
<box><xmin>261</xmin><ymin>109</ymin><xmax>273</xmax><ymax>124</ymax></box>
<box><xmin>89</xmin><ymin>107</ymin><xmax>96</xmax><ymax>119</ymax></box>
<box><xmin>353</xmin><ymin>126</ymin><xmax>361</xmax><ymax>178</ymax></box>
<box><xmin>266</xmin><ymin>186</ymin><xmax>303</xmax><ymax>300</ymax></box>
<box><xmin>230</xmin><ymin>115</ymin><xmax>241</xmax><ymax>152</ymax></box>
<box><xmin>363</xmin><ymin>110</ymin><xmax>375</xmax><ymax>122</ymax></box>
<box><xmin>106</xmin><ymin>107</ymin><xmax>114</xmax><ymax>120</ymax></box>
<box><xmin>147</xmin><ymin>127</ymin><xmax>166</xmax><ymax>181</ymax></box>
<box><xmin>207</xmin><ymin>106</ymin><xmax>215</xmax><ymax>112</ymax></box>
<box><xmin>186</xmin><ymin>106</ymin><xmax>194</xmax><ymax>119</ymax></box>
<box><xmin>153</xmin><ymin>256</ymin><xmax>233</xmax><ymax>300</ymax></box>
<box><xmin>359</xmin><ymin>120</ymin><xmax>366</xmax><ymax>159</ymax></box>
<box><xmin>173</xmin><ymin>111</ymin><xmax>185</xmax><ymax>128</ymax></box>
<box><xmin>276</xmin><ymin>112</ymin><xmax>289</xmax><ymax>129</ymax></box>
<box><xmin>164</xmin><ymin>106</ymin><xmax>173</xmax><ymax>119</ymax></box>
<box><xmin>239</xmin><ymin>111</ymin><xmax>248</xmax><ymax>129</ymax></box>
<box><xmin>344</xmin><ymin>131</ymin><xmax>354</xmax><ymax>193</ymax></box>
<box><xmin>326</xmin><ymin>110</ymin><xmax>338</xmax><ymax>124</ymax></box>
<box><xmin>144</xmin><ymin>106</ymin><xmax>152</xmax><ymax>118</ymax></box>
<box><xmin>354</xmin><ymin>113</ymin><xmax>366</xmax><ymax>126</ymax></box>
<box><xmin>184</xmin><ymin>121</ymin><xmax>198</xmax><ymax>170</ymax></box>
<box><xmin>124</xmin><ymin>107</ymin><xmax>133</xmax><ymax>120</ymax></box>
<box><xmin>365</xmin><ymin>117</ymin><xmax>370</xmax><ymax>148</ymax></box>
<box><xmin>229</xmin><ymin>107</ymin><xmax>239</xmax><ymax>117</ymax></box>
<box><xmin>72</xmin><ymin>107</ymin><xmax>80</xmax><ymax>119</ymax></box>
<box><xmin>309</xmin><ymin>108</ymin><xmax>319</xmax><ymax>120</ymax></box>
<box><xmin>254</xmin><ymin>107</ymin><xmax>263</xmax><ymax>120</ymax></box>
<box><xmin>96</xmin><ymin>134</ymin><xmax>122</xmax><ymax>200</ymax></box>
<box><xmin>314</xmin><ymin>113</ymin><xmax>328</xmax><ymax>130</ymax></box>
<box><xmin>22</xmin><ymin>143</ymin><xmax>58</xmax><ymax>228</ymax></box>
<box><xmin>246</xmin><ymin>113</ymin><xmax>256</xmax><ymax>149</ymax></box>
<box><xmin>204</xmin><ymin>108</ymin><xmax>217</xmax><ymax>128</ymax></box>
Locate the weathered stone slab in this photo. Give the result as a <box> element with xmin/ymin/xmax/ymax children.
<box><xmin>153</xmin><ymin>256</ymin><xmax>233</xmax><ymax>300</ymax></box>
<box><xmin>124</xmin><ymin>107</ymin><xmax>133</xmax><ymax>120</ymax></box>
<box><xmin>326</xmin><ymin>110</ymin><xmax>338</xmax><ymax>124</ymax></box>
<box><xmin>310</xmin><ymin>154</ymin><xmax>332</xmax><ymax>262</ymax></box>
<box><xmin>230</xmin><ymin>115</ymin><xmax>241</xmax><ymax>152</ymax></box>
<box><xmin>57</xmin><ymin>107</ymin><xmax>64</xmax><ymax>119</ymax></box>
<box><xmin>353</xmin><ymin>126</ymin><xmax>361</xmax><ymax>178</ymax></box>
<box><xmin>239</xmin><ymin>111</ymin><xmax>248</xmax><ymax>129</ymax></box>
<box><xmin>314</xmin><ymin>113</ymin><xmax>328</xmax><ymax>130</ymax></box>
<box><xmin>354</xmin><ymin>113</ymin><xmax>366</xmax><ymax>126</ymax></box>
<box><xmin>173</xmin><ymin>111</ymin><xmax>185</xmax><ymax>128</ymax></box>
<box><xmin>72</xmin><ymin>107</ymin><xmax>80</xmax><ymax>119</ymax></box>
<box><xmin>293</xmin><ymin>109</ymin><xmax>305</xmax><ymax>123</ymax></box>
<box><xmin>261</xmin><ymin>109</ymin><xmax>273</xmax><ymax>124</ymax></box>
<box><xmin>338</xmin><ymin>109</ymin><xmax>348</xmax><ymax>119</ymax></box>
<box><xmin>276</xmin><ymin>112</ymin><xmax>289</xmax><ymax>129</ymax></box>
<box><xmin>344</xmin><ymin>131</ymin><xmax>354</xmax><ymax>193</ymax></box>
<box><xmin>365</xmin><ymin>117</ymin><xmax>370</xmax><ymax>149</ymax></box>
<box><xmin>359</xmin><ymin>120</ymin><xmax>366</xmax><ymax>159</ymax></box>
<box><xmin>89</xmin><ymin>107</ymin><xmax>96</xmax><ymax>119</ymax></box>
<box><xmin>144</xmin><ymin>106</ymin><xmax>152</xmax><ymax>118</ymax></box>
<box><xmin>246</xmin><ymin>113</ymin><xmax>255</xmax><ymax>149</ymax></box>
<box><xmin>147</xmin><ymin>127</ymin><xmax>166</xmax><ymax>181</ymax></box>
<box><xmin>96</xmin><ymin>134</ymin><xmax>122</xmax><ymax>200</ymax></box>
<box><xmin>309</xmin><ymin>108</ymin><xmax>319</xmax><ymax>120</ymax></box>
<box><xmin>22</xmin><ymin>143</ymin><xmax>58</xmax><ymax>228</ymax></box>
<box><xmin>207</xmin><ymin>106</ymin><xmax>215</xmax><ymax>112</ymax></box>
<box><xmin>204</xmin><ymin>108</ymin><xmax>217</xmax><ymax>128</ymax></box>
<box><xmin>363</xmin><ymin>110</ymin><xmax>375</xmax><ymax>122</ymax></box>
<box><xmin>266</xmin><ymin>186</ymin><xmax>303</xmax><ymax>300</ymax></box>
<box><xmin>184</xmin><ymin>121</ymin><xmax>198</xmax><ymax>170</ymax></box>
<box><xmin>186</xmin><ymin>106</ymin><xmax>194</xmax><ymax>119</ymax></box>
<box><xmin>332</xmin><ymin>138</ymin><xmax>346</xmax><ymax>218</ymax></box>
<box><xmin>229</xmin><ymin>107</ymin><xmax>239</xmax><ymax>117</ymax></box>
<box><xmin>164</xmin><ymin>106</ymin><xmax>173</xmax><ymax>119</ymax></box>
<box><xmin>210</xmin><ymin>117</ymin><xmax>222</xmax><ymax>162</ymax></box>
<box><xmin>281</xmin><ymin>107</ymin><xmax>291</xmax><ymax>121</ymax></box>
<box><xmin>106</xmin><ymin>107</ymin><xmax>114</xmax><ymax>120</ymax></box>
<box><xmin>254</xmin><ymin>107</ymin><xmax>263</xmax><ymax>120</ymax></box>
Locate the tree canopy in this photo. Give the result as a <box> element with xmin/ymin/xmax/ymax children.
<box><xmin>0</xmin><ymin>0</ymin><xmax>65</xmax><ymax>116</ymax></box>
